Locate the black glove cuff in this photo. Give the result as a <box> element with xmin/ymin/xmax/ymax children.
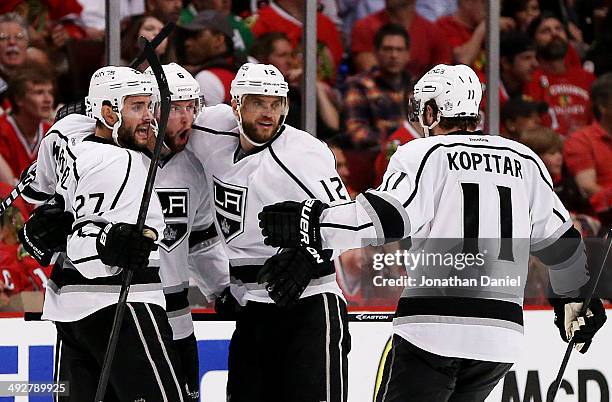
<box><xmin>96</xmin><ymin>223</ymin><xmax>116</xmax><ymax>266</ymax></box>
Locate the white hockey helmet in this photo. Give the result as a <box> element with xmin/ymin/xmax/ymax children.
<box><xmin>230</xmin><ymin>62</ymin><xmax>289</xmax><ymax>146</ymax></box>
<box><xmin>86</xmin><ymin>66</ymin><xmax>158</xmax><ymax>144</ymax></box>
<box><xmin>411</xmin><ymin>64</ymin><xmax>482</xmax><ymax>135</ymax></box>
<box><xmin>145</xmin><ymin>62</ymin><xmax>203</xmax><ymax>118</ymax></box>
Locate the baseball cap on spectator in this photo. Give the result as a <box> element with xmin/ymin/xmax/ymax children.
<box><xmin>501</xmin><ymin>97</ymin><xmax>548</xmax><ymax>122</ymax></box>
<box><xmin>179</xmin><ymin>10</ymin><xmax>232</xmax><ymax>39</ymax></box>
<box><xmin>501</xmin><ymin>30</ymin><xmax>535</xmax><ymax>60</ymax></box>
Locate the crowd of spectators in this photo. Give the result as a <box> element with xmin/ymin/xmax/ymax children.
<box><xmin>0</xmin><ymin>0</ymin><xmax>611</xmax><ymax>309</ymax></box>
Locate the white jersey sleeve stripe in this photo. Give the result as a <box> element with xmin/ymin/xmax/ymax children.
<box><xmin>355</xmin><ymin>193</ymin><xmax>386</xmax><ymax>245</ymax></box>
<box><xmin>365</xmin><ymin>190</ymin><xmax>412</xmax><ymax>239</ymax></box>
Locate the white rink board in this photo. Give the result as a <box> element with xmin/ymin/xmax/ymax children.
<box><xmin>0</xmin><ymin>309</ymin><xmax>610</xmax><ymax>401</ymax></box>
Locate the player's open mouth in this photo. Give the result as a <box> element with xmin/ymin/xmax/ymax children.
<box><xmin>135</xmin><ymin>126</ymin><xmax>149</xmax><ymax>138</ymax></box>
<box><xmin>178</xmin><ymin>129</ymin><xmax>189</xmax><ymax>142</ymax></box>
<box><xmin>257</xmin><ymin>122</ymin><xmax>273</xmax><ymax>128</ymax></box>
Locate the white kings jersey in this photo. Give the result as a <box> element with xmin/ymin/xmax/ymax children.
<box><xmin>35</xmin><ymin>128</ymin><xmax>166</xmax><ymax>322</ymax></box>
<box><xmin>316</xmin><ymin>131</ymin><xmax>589</xmax><ymax>363</ymax></box>
<box><xmin>152</xmin><ymin>149</ymin><xmax>229</xmax><ymax>339</ymax></box>
<box><xmin>189</xmin><ymin>104</ymin><xmax>348</xmax><ymax>305</ymax></box>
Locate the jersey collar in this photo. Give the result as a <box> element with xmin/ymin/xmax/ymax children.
<box><xmin>234</xmin><ymin>125</ymin><xmax>286</xmax><ymax>163</ymax></box>
<box><xmin>84</xmin><ymin>134</ymin><xmax>114</xmax><ymax>144</ymax></box>
<box><xmin>446</xmin><ymin>129</ymin><xmax>485</xmax><ymax>136</ymax></box>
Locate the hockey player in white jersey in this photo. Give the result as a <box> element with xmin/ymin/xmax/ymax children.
<box><xmin>144</xmin><ymin>62</ymin><xmax>229</xmax><ymax>400</ymax></box>
<box><xmin>188</xmin><ymin>63</ymin><xmax>351</xmax><ymax>402</ymax></box>
<box><xmin>18</xmin><ymin>66</ymin><xmax>187</xmax><ymax>401</ymax></box>
<box><xmin>259</xmin><ymin>64</ymin><xmax>607</xmax><ymax>401</ymax></box>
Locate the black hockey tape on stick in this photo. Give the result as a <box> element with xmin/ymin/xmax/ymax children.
<box><xmin>54</xmin><ymin>22</ymin><xmax>175</xmax><ymax>122</ymax></box>
<box><xmin>0</xmin><ymin>162</ymin><xmax>36</xmax><ymax>216</ymax></box>
<box><xmin>547</xmin><ymin>227</ymin><xmax>612</xmax><ymax>402</ymax></box>
<box><xmin>94</xmin><ymin>37</ymin><xmax>171</xmax><ymax>402</ymax></box>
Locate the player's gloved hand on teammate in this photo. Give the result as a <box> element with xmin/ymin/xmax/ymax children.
<box><xmin>214</xmin><ymin>287</ymin><xmax>243</xmax><ymax>318</ymax></box>
<box><xmin>18</xmin><ymin>203</ymin><xmax>75</xmax><ymax>266</ymax></box>
<box><xmin>552</xmin><ymin>297</ymin><xmax>607</xmax><ymax>353</ymax></box>
<box><xmin>258</xmin><ymin>199</ymin><xmax>328</xmax><ymax>249</ymax></box>
<box><xmin>96</xmin><ymin>223</ymin><xmax>158</xmax><ymax>271</ymax></box>
<box><xmin>257</xmin><ymin>247</ymin><xmax>331</xmax><ymax>308</ymax></box>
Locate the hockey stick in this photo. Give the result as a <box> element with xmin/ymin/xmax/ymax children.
<box><xmin>54</xmin><ymin>22</ymin><xmax>175</xmax><ymax>122</ymax></box>
<box><xmin>547</xmin><ymin>227</ymin><xmax>612</xmax><ymax>402</ymax></box>
<box><xmin>94</xmin><ymin>37</ymin><xmax>171</xmax><ymax>402</ymax></box>
<box><xmin>0</xmin><ymin>23</ymin><xmax>177</xmax><ymax>219</ymax></box>
<box><xmin>0</xmin><ymin>162</ymin><xmax>37</xmax><ymax>216</ymax></box>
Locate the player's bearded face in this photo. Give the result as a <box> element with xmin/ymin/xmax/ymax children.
<box><xmin>118</xmin><ymin>95</ymin><xmax>156</xmax><ymax>151</ymax></box>
<box><xmin>164</xmin><ymin>100</ymin><xmax>197</xmax><ymax>153</ymax></box>
<box><xmin>240</xmin><ymin>95</ymin><xmax>284</xmax><ymax>143</ymax></box>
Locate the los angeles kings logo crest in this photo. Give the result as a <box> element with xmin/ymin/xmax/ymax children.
<box><xmin>155</xmin><ymin>188</ymin><xmax>189</xmax><ymax>251</ymax></box>
<box><xmin>213</xmin><ymin>176</ymin><xmax>247</xmax><ymax>243</ymax></box>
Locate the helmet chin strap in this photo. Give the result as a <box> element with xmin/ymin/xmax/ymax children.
<box><xmin>100</xmin><ymin>112</ymin><xmax>123</xmax><ymax>145</ymax></box>
<box><xmin>235</xmin><ymin>99</ymin><xmax>287</xmax><ymax>147</ymax></box>
<box><xmin>236</xmin><ymin>107</ymin><xmax>268</xmax><ymax>147</ymax></box>
<box><xmin>418</xmin><ymin>110</ymin><xmax>441</xmax><ymax>137</ymax></box>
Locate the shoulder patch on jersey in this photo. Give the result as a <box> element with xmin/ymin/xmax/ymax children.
<box><xmin>156</xmin><ymin>188</ymin><xmax>190</xmax><ymax>251</ymax></box>
<box><xmin>212</xmin><ymin>176</ymin><xmax>247</xmax><ymax>243</ymax></box>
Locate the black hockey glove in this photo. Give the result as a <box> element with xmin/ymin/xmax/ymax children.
<box><xmin>257</xmin><ymin>247</ymin><xmax>330</xmax><ymax>308</ymax></box>
<box><xmin>18</xmin><ymin>204</ymin><xmax>75</xmax><ymax>266</ymax></box>
<box><xmin>552</xmin><ymin>297</ymin><xmax>607</xmax><ymax>353</ymax></box>
<box><xmin>258</xmin><ymin>199</ymin><xmax>328</xmax><ymax>249</ymax></box>
<box><xmin>96</xmin><ymin>223</ymin><xmax>158</xmax><ymax>271</ymax></box>
<box><xmin>214</xmin><ymin>287</ymin><xmax>243</xmax><ymax>318</ymax></box>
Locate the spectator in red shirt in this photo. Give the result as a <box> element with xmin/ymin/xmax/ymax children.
<box><xmin>525</xmin><ymin>12</ymin><xmax>595</xmax><ymax>137</ymax></box>
<box><xmin>435</xmin><ymin>0</ymin><xmax>487</xmax><ymax>70</ymax></box>
<box><xmin>343</xmin><ymin>23</ymin><xmax>411</xmax><ymax>150</ymax></box>
<box><xmin>0</xmin><ymin>65</ymin><xmax>54</xmax><ymax>183</ymax></box>
<box><xmin>179</xmin><ymin>10</ymin><xmax>238</xmax><ymax>106</ymax></box>
<box><xmin>350</xmin><ymin>0</ymin><xmax>451</xmax><ymax>78</ymax></box>
<box><xmin>251</xmin><ymin>0</ymin><xmax>343</xmax><ymax>83</ymax></box>
<box><xmin>564</xmin><ymin>73</ymin><xmax>612</xmax><ymax>226</ymax></box>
